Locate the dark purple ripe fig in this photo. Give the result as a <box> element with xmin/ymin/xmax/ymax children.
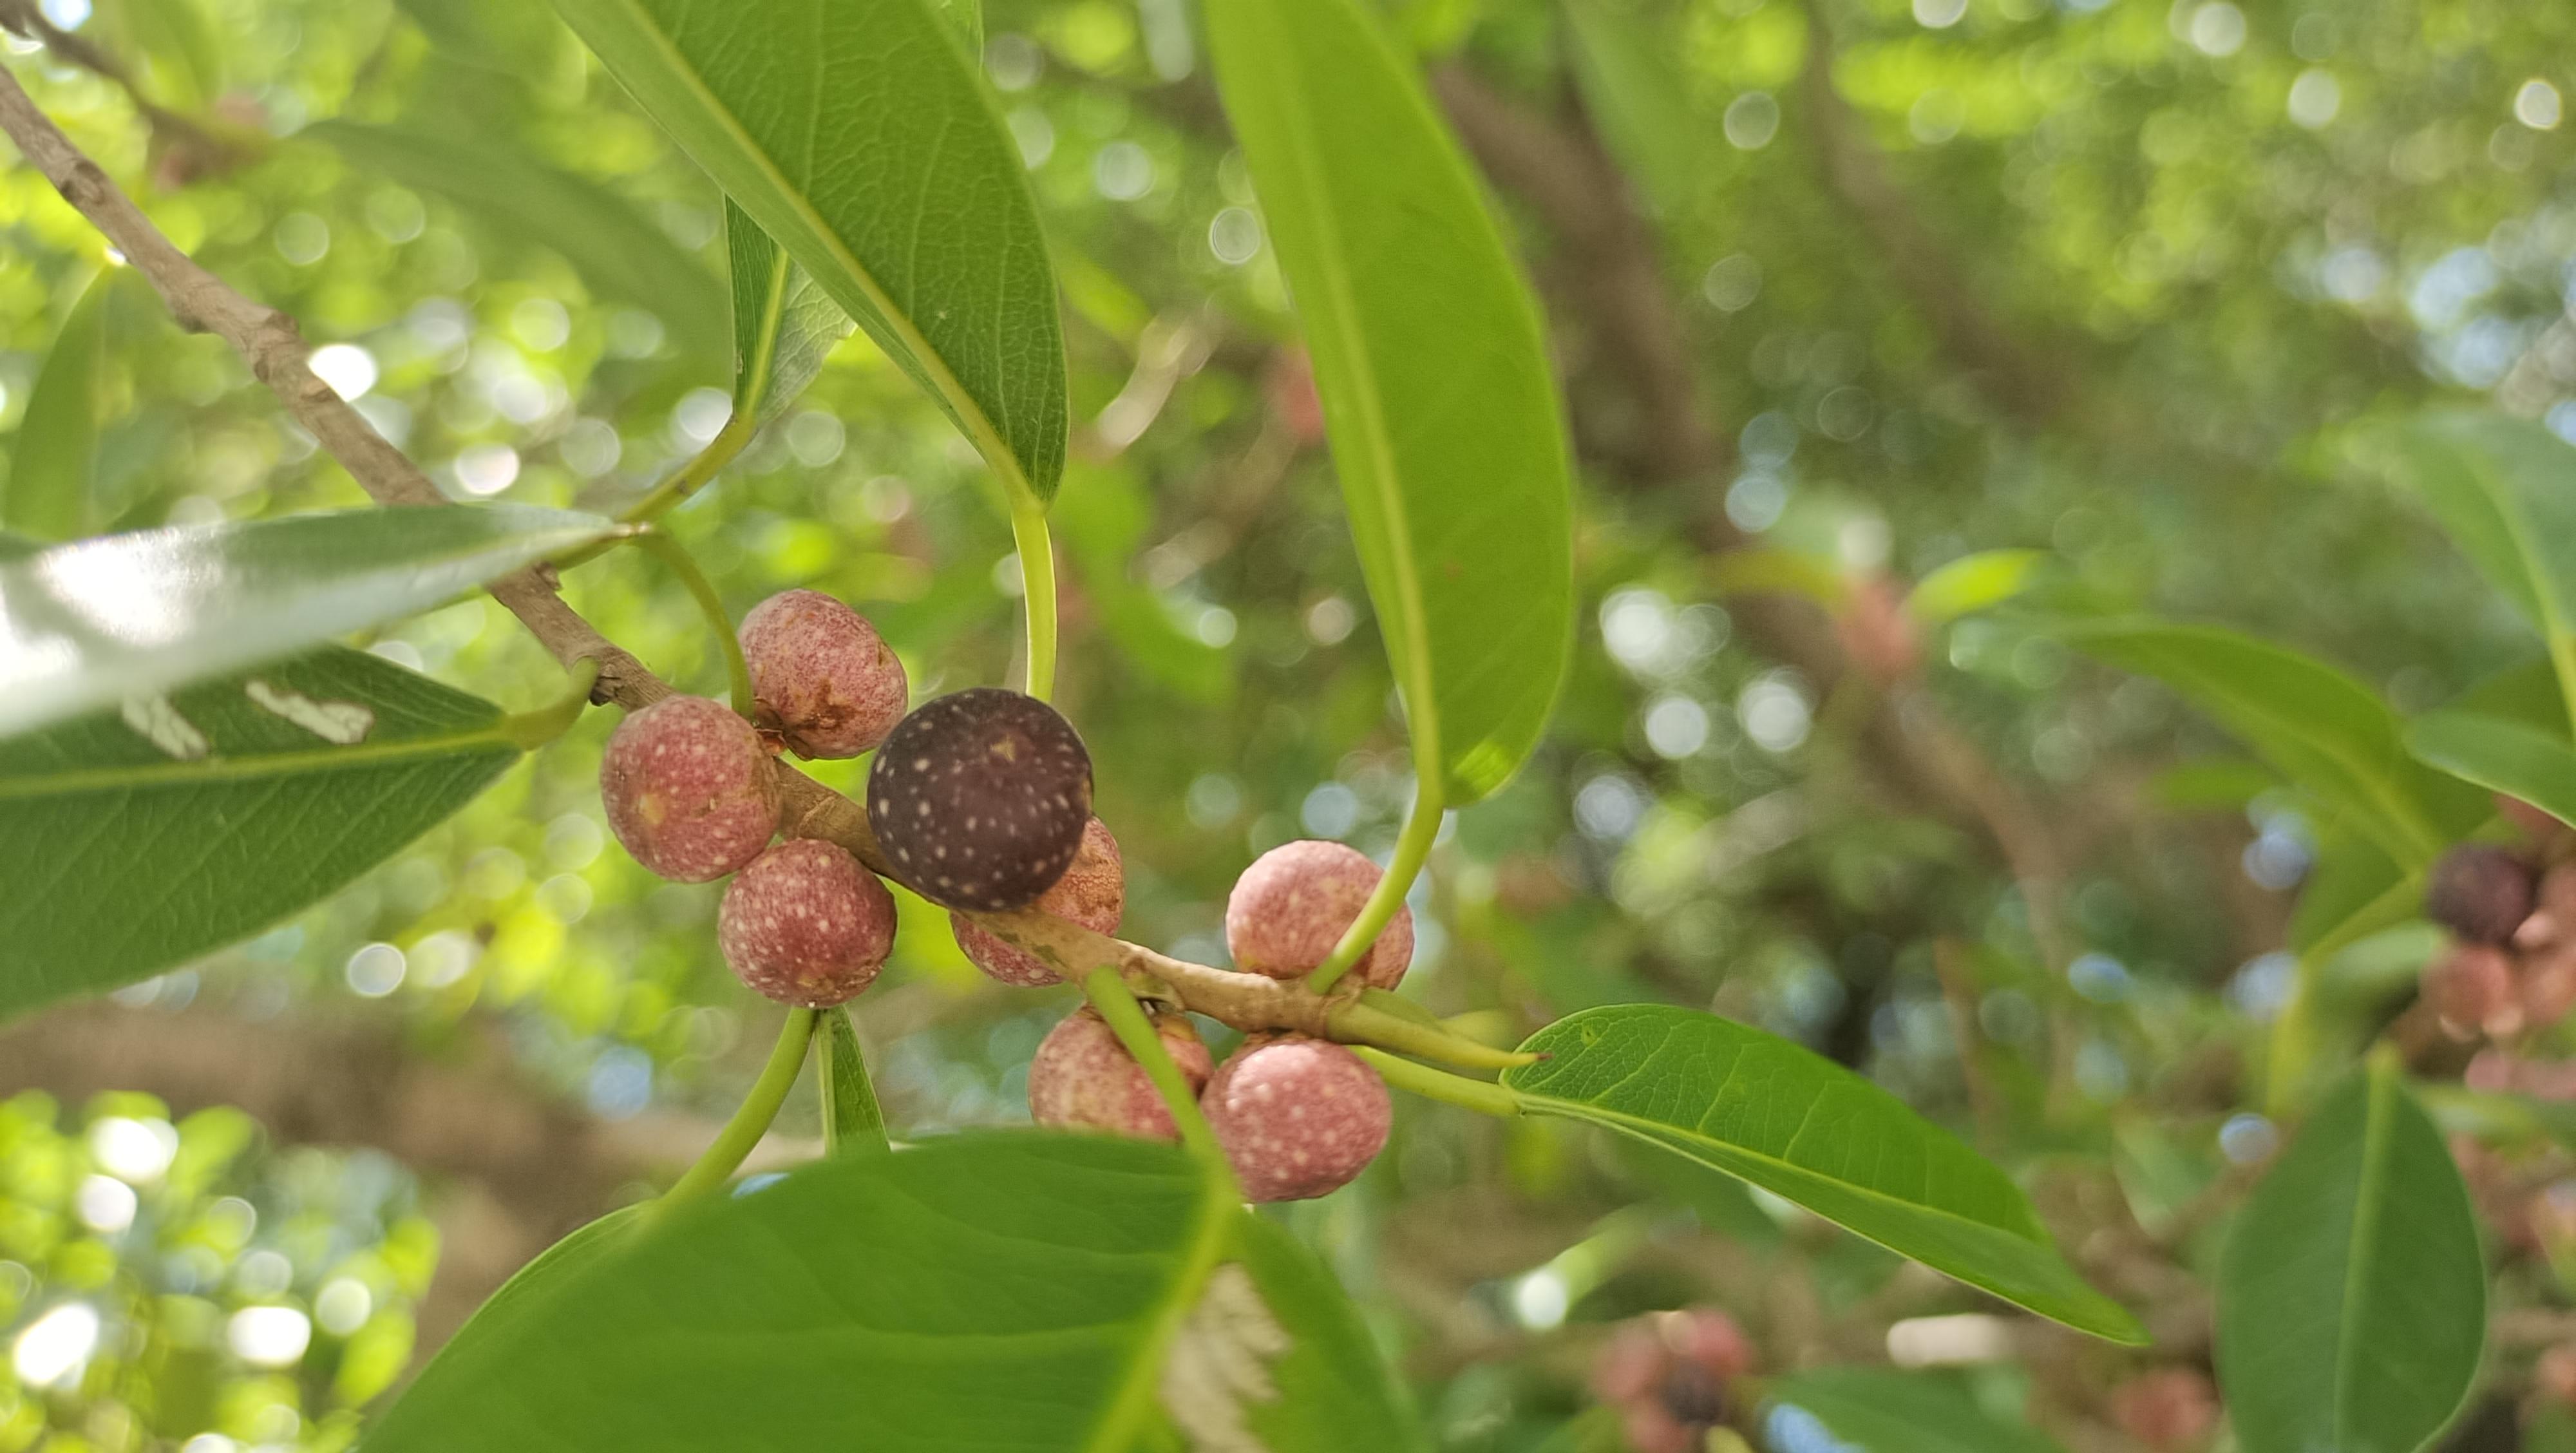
<box><xmin>867</xmin><ymin>688</ymin><xmax>1093</xmax><ymax>911</ymax></box>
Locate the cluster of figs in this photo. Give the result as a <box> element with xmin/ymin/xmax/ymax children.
<box><xmin>596</xmin><ymin>590</ymin><xmax>1401</xmax><ymax>1200</ymax></box>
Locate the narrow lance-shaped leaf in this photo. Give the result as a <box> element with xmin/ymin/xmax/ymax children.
<box><xmin>2217</xmin><ymin>1055</ymin><xmax>2486</xmax><ymax>1453</ymax></box>
<box><xmin>1906</xmin><ymin>548</ymin><xmax>2049</xmax><ymax>625</ymax></box>
<box><xmin>549</xmin><ymin>0</ymin><xmax>1068</xmax><ymax>502</ymax></box>
<box><xmin>2359</xmin><ymin>412</ymin><xmax>2576</xmax><ymax>719</ymax></box>
<box><xmin>2406</xmin><ymin>708</ymin><xmax>2576</xmax><ymax>826</ymax></box>
<box><xmin>305</xmin><ymin>122</ymin><xmax>728</xmax><ymax>367</ymax></box>
<box><xmin>726</xmin><ymin>202</ymin><xmax>855</xmax><ymax>429</ymax></box>
<box><xmin>370</xmin><ymin>1132</ymin><xmax>1426</xmax><ymax>1452</ymax></box>
<box><xmin>0</xmin><ymin>647</ymin><xmax>529</xmax><ymax>1021</ymax></box>
<box><xmin>819</xmin><ymin>1008</ymin><xmax>887</xmax><ymax>1154</ymax></box>
<box><xmin>1766</xmin><ymin>1368</ymin><xmax>2069</xmax><ymax>1453</ymax></box>
<box><xmin>0</xmin><ymin>503</ymin><xmax>620</xmax><ymax>739</ymax></box>
<box><xmin>1502</xmin><ymin>1005</ymin><xmax>2145</xmax><ymax>1342</ymax></box>
<box><xmin>1204</xmin><ymin>0</ymin><xmax>1576</xmax><ymax>804</ymax></box>
<box><xmin>6</xmin><ymin>269</ymin><xmax>117</xmax><ymax>542</ymax></box>
<box><xmin>2056</xmin><ymin>619</ymin><xmax>2483</xmax><ymax>868</ymax></box>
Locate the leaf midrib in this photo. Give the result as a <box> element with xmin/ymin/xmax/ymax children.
<box><xmin>581</xmin><ymin>0</ymin><xmax>1045</xmax><ymax>505</ymax></box>
<box><xmin>0</xmin><ymin>723</ymin><xmax>515</xmax><ymax>798</ymax></box>
<box><xmin>2330</xmin><ymin>1063</ymin><xmax>2400</xmax><ymax>1447</ymax></box>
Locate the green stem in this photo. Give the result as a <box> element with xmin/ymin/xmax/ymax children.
<box><xmin>1081</xmin><ymin>967</ymin><xmax>1230</xmax><ymax>1182</ymax></box>
<box><xmin>1326</xmin><ymin>995</ymin><xmax>1539</xmax><ymax>1070</ymax></box>
<box><xmin>553</xmin><ymin>415</ymin><xmax>757</xmax><ymax>571</ymax></box>
<box><xmin>1010</xmin><ymin>500</ymin><xmax>1059</xmax><ymax>702</ymax></box>
<box><xmin>1350</xmin><ymin>1046</ymin><xmax>1524</xmax><ymax>1117</ymax></box>
<box><xmin>655</xmin><ymin>1009</ymin><xmax>819</xmax><ymax>1215</ymax></box>
<box><xmin>1306</xmin><ymin>783</ymin><xmax>1443</xmax><ymax>994</ymax></box>
<box><xmin>633</xmin><ymin>529</ymin><xmax>753</xmax><ymax>719</ymax></box>
<box><xmin>498</xmin><ymin>658</ymin><xmax>601</xmax><ymax>749</ymax></box>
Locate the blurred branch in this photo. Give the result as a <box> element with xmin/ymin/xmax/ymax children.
<box><xmin>1792</xmin><ymin>0</ymin><xmax>2070</xmax><ymax>428</ymax></box>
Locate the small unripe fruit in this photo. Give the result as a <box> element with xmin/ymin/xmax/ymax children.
<box><xmin>1589</xmin><ymin>1310</ymin><xmax>1753</xmax><ymax>1453</ymax></box>
<box><xmin>1202</xmin><ymin>1034</ymin><xmax>1391</xmax><ymax>1202</ymax></box>
<box><xmin>2425</xmin><ymin>942</ymin><xmax>2521</xmax><ymax>1040</ymax></box>
<box><xmin>2426</xmin><ymin>843</ymin><xmax>2537</xmax><ymax>945</ymax></box>
<box><xmin>867</xmin><ymin>688</ymin><xmax>1094</xmax><ymax>911</ymax></box>
<box><xmin>1224</xmin><ymin>839</ymin><xmax>1414</xmax><ymax>989</ymax></box>
<box><xmin>600</xmin><ymin>695</ymin><xmax>780</xmax><ymax>882</ymax></box>
<box><xmin>2108</xmin><ymin>1369</ymin><xmax>2219</xmax><ymax>1451</ymax></box>
<box><xmin>718</xmin><ymin>839</ymin><xmax>897</xmax><ymax>1007</ymax></box>
<box><xmin>953</xmin><ymin>817</ymin><xmax>1124</xmax><ymax>986</ymax></box>
<box><xmin>739</xmin><ymin>589</ymin><xmax>909</xmax><ymax>759</ymax></box>
<box><xmin>1027</xmin><ymin>1006</ymin><xmax>1213</xmax><ymax>1142</ymax></box>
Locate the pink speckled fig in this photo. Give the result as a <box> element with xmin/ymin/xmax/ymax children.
<box><xmin>952</xmin><ymin>818</ymin><xmax>1125</xmax><ymax>986</ymax></box>
<box><xmin>718</xmin><ymin>839</ymin><xmax>897</xmax><ymax>1007</ymax></box>
<box><xmin>2425</xmin><ymin>942</ymin><xmax>2521</xmax><ymax>1041</ymax></box>
<box><xmin>1027</xmin><ymin>1006</ymin><xmax>1212</xmax><ymax>1141</ymax></box>
<box><xmin>1202</xmin><ymin>1034</ymin><xmax>1390</xmax><ymax>1202</ymax></box>
<box><xmin>1224</xmin><ymin>839</ymin><xmax>1414</xmax><ymax>989</ymax></box>
<box><xmin>740</xmin><ymin>589</ymin><xmax>909</xmax><ymax>759</ymax></box>
<box><xmin>600</xmin><ymin>695</ymin><xmax>779</xmax><ymax>882</ymax></box>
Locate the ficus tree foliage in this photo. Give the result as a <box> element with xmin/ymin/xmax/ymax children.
<box><xmin>0</xmin><ymin>0</ymin><xmax>2569</xmax><ymax>1449</ymax></box>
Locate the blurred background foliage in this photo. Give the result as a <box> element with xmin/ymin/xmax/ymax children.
<box><xmin>0</xmin><ymin>0</ymin><xmax>2571</xmax><ymax>1447</ymax></box>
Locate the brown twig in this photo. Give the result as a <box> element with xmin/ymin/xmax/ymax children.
<box><xmin>0</xmin><ymin>60</ymin><xmax>1483</xmax><ymax>1059</ymax></box>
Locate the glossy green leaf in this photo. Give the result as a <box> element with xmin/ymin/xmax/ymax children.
<box><xmin>0</xmin><ymin>648</ymin><xmax>524</xmax><ymax>1021</ymax></box>
<box><xmin>1766</xmin><ymin>1367</ymin><xmax>2066</xmax><ymax>1453</ymax></box>
<box><xmin>370</xmin><ymin>1132</ymin><xmax>1423</xmax><ymax>1452</ymax></box>
<box><xmin>304</xmin><ymin>121</ymin><xmax>728</xmax><ymax>366</ymax></box>
<box><xmin>2362</xmin><ymin>412</ymin><xmax>2576</xmax><ymax>717</ymax></box>
<box><xmin>1502</xmin><ymin>1005</ymin><xmax>2143</xmax><ymax>1342</ymax></box>
<box><xmin>2217</xmin><ymin>1057</ymin><xmax>2485</xmax><ymax>1453</ymax></box>
<box><xmin>2407</xmin><ymin>709</ymin><xmax>2576</xmax><ymax>826</ymax></box>
<box><xmin>1907</xmin><ymin>549</ymin><xmax>2050</xmax><ymax>625</ymax></box>
<box><xmin>6</xmin><ymin>269</ymin><xmax>116</xmax><ymax>542</ymax></box>
<box><xmin>0</xmin><ymin>503</ymin><xmax>618</xmax><ymax>739</ymax></box>
<box><xmin>819</xmin><ymin>1008</ymin><xmax>886</xmax><ymax>1154</ymax></box>
<box><xmin>549</xmin><ymin>0</ymin><xmax>1067</xmax><ymax>502</ymax></box>
<box><xmin>2057</xmin><ymin>620</ymin><xmax>2480</xmax><ymax>867</ymax></box>
<box><xmin>725</xmin><ymin>202</ymin><xmax>855</xmax><ymax>428</ymax></box>
<box><xmin>1204</xmin><ymin>0</ymin><xmax>1575</xmax><ymax>804</ymax></box>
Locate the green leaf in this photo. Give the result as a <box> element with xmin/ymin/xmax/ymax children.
<box><xmin>1562</xmin><ymin>0</ymin><xmax>1706</xmax><ymax>222</ymax></box>
<box><xmin>303</xmin><ymin>121</ymin><xmax>729</xmax><ymax>367</ymax></box>
<box><xmin>2361</xmin><ymin>412</ymin><xmax>2576</xmax><ymax>721</ymax></box>
<box><xmin>1766</xmin><ymin>1367</ymin><xmax>2067</xmax><ymax>1453</ymax></box>
<box><xmin>819</xmin><ymin>1008</ymin><xmax>886</xmax><ymax>1154</ymax></box>
<box><xmin>99</xmin><ymin>0</ymin><xmax>222</xmax><ymax>108</ymax></box>
<box><xmin>929</xmin><ymin>0</ymin><xmax>980</xmax><ymax>50</ymax></box>
<box><xmin>370</xmin><ymin>1131</ymin><xmax>1422</xmax><ymax>1452</ymax></box>
<box><xmin>2217</xmin><ymin>1056</ymin><xmax>2486</xmax><ymax>1453</ymax></box>
<box><xmin>426</xmin><ymin>1204</ymin><xmax>645</xmax><ymax>1367</ymax></box>
<box><xmin>0</xmin><ymin>647</ymin><xmax>524</xmax><ymax>1020</ymax></box>
<box><xmin>2407</xmin><ymin>708</ymin><xmax>2576</xmax><ymax>826</ymax></box>
<box><xmin>2288</xmin><ymin>831</ymin><xmax>2412</xmax><ymax>958</ymax></box>
<box><xmin>1906</xmin><ymin>549</ymin><xmax>2050</xmax><ymax>625</ymax></box>
<box><xmin>2056</xmin><ymin>619</ymin><xmax>2480</xmax><ymax>867</ymax></box>
<box><xmin>6</xmin><ymin>269</ymin><xmax>117</xmax><ymax>542</ymax></box>
<box><xmin>0</xmin><ymin>503</ymin><xmax>618</xmax><ymax>739</ymax></box>
<box><xmin>548</xmin><ymin>0</ymin><xmax>1067</xmax><ymax>502</ymax></box>
<box><xmin>724</xmin><ymin>202</ymin><xmax>855</xmax><ymax>428</ymax></box>
<box><xmin>1501</xmin><ymin>1005</ymin><xmax>2144</xmax><ymax>1342</ymax></box>
<box><xmin>1204</xmin><ymin>0</ymin><xmax>1575</xmax><ymax>804</ymax></box>
<box><xmin>1709</xmin><ymin>546</ymin><xmax>1850</xmax><ymax>610</ymax></box>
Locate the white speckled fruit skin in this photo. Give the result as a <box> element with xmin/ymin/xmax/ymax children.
<box><xmin>718</xmin><ymin>839</ymin><xmax>897</xmax><ymax>1007</ymax></box>
<box><xmin>953</xmin><ymin>818</ymin><xmax>1124</xmax><ymax>985</ymax></box>
<box><xmin>1224</xmin><ymin>839</ymin><xmax>1415</xmax><ymax>989</ymax></box>
<box><xmin>1202</xmin><ymin>1034</ymin><xmax>1391</xmax><ymax>1202</ymax></box>
<box><xmin>1027</xmin><ymin>1007</ymin><xmax>1212</xmax><ymax>1141</ymax></box>
<box><xmin>740</xmin><ymin>589</ymin><xmax>909</xmax><ymax>759</ymax></box>
<box><xmin>866</xmin><ymin>688</ymin><xmax>1093</xmax><ymax>911</ymax></box>
<box><xmin>599</xmin><ymin>696</ymin><xmax>781</xmax><ymax>883</ymax></box>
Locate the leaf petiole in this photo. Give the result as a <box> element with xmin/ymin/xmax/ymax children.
<box><xmin>1349</xmin><ymin>1045</ymin><xmax>1522</xmax><ymax>1117</ymax></box>
<box><xmin>1305</xmin><ymin>783</ymin><xmax>1443</xmax><ymax>994</ymax></box>
<box><xmin>631</xmin><ymin>529</ymin><xmax>753</xmax><ymax>719</ymax></box>
<box><xmin>1011</xmin><ymin>499</ymin><xmax>1059</xmax><ymax>702</ymax></box>
<box><xmin>654</xmin><ymin>1008</ymin><xmax>819</xmax><ymax>1217</ymax></box>
<box><xmin>498</xmin><ymin>656</ymin><xmax>602</xmax><ymax>749</ymax></box>
<box><xmin>1081</xmin><ymin>967</ymin><xmax>1231</xmax><ymax>1188</ymax></box>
